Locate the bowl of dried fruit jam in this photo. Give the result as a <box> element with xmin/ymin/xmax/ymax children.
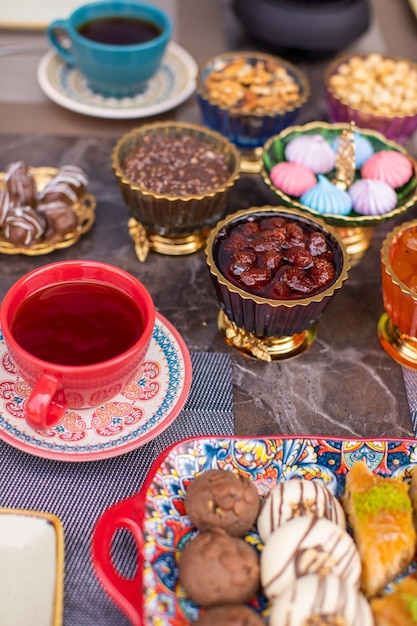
<box><xmin>112</xmin><ymin>121</ymin><xmax>241</xmax><ymax>260</ymax></box>
<box><xmin>378</xmin><ymin>219</ymin><xmax>417</xmax><ymax>369</ymax></box>
<box><xmin>196</xmin><ymin>51</ymin><xmax>309</xmax><ymax>173</ymax></box>
<box><xmin>205</xmin><ymin>206</ymin><xmax>350</xmax><ymax>361</ymax></box>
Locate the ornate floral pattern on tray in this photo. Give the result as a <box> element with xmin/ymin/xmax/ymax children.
<box><xmin>92</xmin><ymin>435</ymin><xmax>417</xmax><ymax>626</ymax></box>
<box><xmin>0</xmin><ymin>313</ymin><xmax>192</xmax><ymax>461</ymax></box>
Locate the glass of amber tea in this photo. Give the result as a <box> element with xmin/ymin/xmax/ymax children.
<box><xmin>379</xmin><ymin>219</ymin><xmax>417</xmax><ymax>369</ymax></box>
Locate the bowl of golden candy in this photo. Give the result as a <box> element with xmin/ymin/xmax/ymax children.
<box><xmin>325</xmin><ymin>52</ymin><xmax>417</xmax><ymax>143</ymax></box>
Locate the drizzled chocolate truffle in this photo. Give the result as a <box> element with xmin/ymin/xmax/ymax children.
<box><xmin>38</xmin><ymin>201</ymin><xmax>78</xmax><ymax>241</ymax></box>
<box><xmin>3</xmin><ymin>205</ymin><xmax>46</xmax><ymax>246</ymax></box>
<box><xmin>195</xmin><ymin>604</ymin><xmax>265</xmax><ymax>626</ymax></box>
<box><xmin>178</xmin><ymin>528</ymin><xmax>260</xmax><ymax>607</ymax></box>
<box><xmin>184</xmin><ymin>469</ymin><xmax>260</xmax><ymax>536</ymax></box>
<box><xmin>39</xmin><ymin>164</ymin><xmax>88</xmax><ymax>204</ymax></box>
<box><xmin>0</xmin><ymin>188</ymin><xmax>12</xmax><ymax>226</ymax></box>
<box><xmin>5</xmin><ymin>161</ymin><xmax>37</xmax><ymax>208</ymax></box>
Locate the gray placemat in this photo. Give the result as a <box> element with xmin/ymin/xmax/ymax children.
<box><xmin>0</xmin><ymin>351</ymin><xmax>234</xmax><ymax>626</ymax></box>
<box><xmin>402</xmin><ymin>366</ymin><xmax>417</xmax><ymax>435</ymax></box>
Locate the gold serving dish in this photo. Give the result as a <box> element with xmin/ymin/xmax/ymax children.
<box><xmin>261</xmin><ymin>121</ymin><xmax>417</xmax><ymax>264</ymax></box>
<box><xmin>0</xmin><ymin>166</ymin><xmax>96</xmax><ymax>256</ymax></box>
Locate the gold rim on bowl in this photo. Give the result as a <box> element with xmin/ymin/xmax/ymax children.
<box><xmin>205</xmin><ymin>205</ymin><xmax>350</xmax><ymax>309</ymax></box>
<box><xmin>261</xmin><ymin>121</ymin><xmax>417</xmax><ymax>229</ymax></box>
<box><xmin>112</xmin><ymin>120</ymin><xmax>241</xmax><ymax>202</ymax></box>
<box><xmin>196</xmin><ymin>50</ymin><xmax>310</xmax><ymax>118</ymax></box>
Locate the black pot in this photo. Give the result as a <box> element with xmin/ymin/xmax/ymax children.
<box><xmin>232</xmin><ymin>0</ymin><xmax>371</xmax><ymax>53</ymax></box>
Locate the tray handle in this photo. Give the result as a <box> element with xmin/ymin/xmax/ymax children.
<box><xmin>92</xmin><ymin>494</ymin><xmax>145</xmax><ymax>626</ymax></box>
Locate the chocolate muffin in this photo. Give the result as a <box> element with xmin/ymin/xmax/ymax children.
<box><xmin>5</xmin><ymin>161</ymin><xmax>37</xmax><ymax>208</ymax></box>
<box><xmin>178</xmin><ymin>528</ymin><xmax>260</xmax><ymax>607</ymax></box>
<box><xmin>184</xmin><ymin>469</ymin><xmax>260</xmax><ymax>536</ymax></box>
<box><xmin>195</xmin><ymin>604</ymin><xmax>265</xmax><ymax>626</ymax></box>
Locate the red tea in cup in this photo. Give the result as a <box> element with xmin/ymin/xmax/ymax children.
<box><xmin>0</xmin><ymin>260</ymin><xmax>155</xmax><ymax>430</ymax></box>
<box><xmin>12</xmin><ymin>282</ymin><xmax>144</xmax><ymax>366</ymax></box>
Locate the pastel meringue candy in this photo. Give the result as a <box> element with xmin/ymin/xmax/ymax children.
<box><xmin>332</xmin><ymin>131</ymin><xmax>374</xmax><ymax>169</ymax></box>
<box><xmin>361</xmin><ymin>150</ymin><xmax>413</xmax><ymax>188</ymax></box>
<box><xmin>300</xmin><ymin>175</ymin><xmax>353</xmax><ymax>216</ymax></box>
<box><xmin>257</xmin><ymin>479</ymin><xmax>345</xmax><ymax>543</ymax></box>
<box><xmin>349</xmin><ymin>178</ymin><xmax>397</xmax><ymax>216</ymax></box>
<box><xmin>268</xmin><ymin>573</ymin><xmax>374</xmax><ymax>626</ymax></box>
<box><xmin>269</xmin><ymin>162</ymin><xmax>316</xmax><ymax>197</ymax></box>
<box><xmin>284</xmin><ymin>134</ymin><xmax>336</xmax><ymax>175</ymax></box>
<box><xmin>261</xmin><ymin>516</ymin><xmax>361</xmax><ymax>600</ymax></box>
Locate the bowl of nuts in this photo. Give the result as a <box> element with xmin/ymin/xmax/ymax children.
<box><xmin>205</xmin><ymin>206</ymin><xmax>350</xmax><ymax>361</ymax></box>
<box><xmin>324</xmin><ymin>52</ymin><xmax>417</xmax><ymax>144</ymax></box>
<box><xmin>112</xmin><ymin>121</ymin><xmax>241</xmax><ymax>260</ymax></box>
<box><xmin>196</xmin><ymin>51</ymin><xmax>310</xmax><ymax>173</ymax></box>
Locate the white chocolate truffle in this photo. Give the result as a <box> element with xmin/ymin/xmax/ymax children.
<box><xmin>261</xmin><ymin>516</ymin><xmax>361</xmax><ymax>600</ymax></box>
<box><xmin>257</xmin><ymin>479</ymin><xmax>345</xmax><ymax>543</ymax></box>
<box><xmin>269</xmin><ymin>573</ymin><xmax>373</xmax><ymax>626</ymax></box>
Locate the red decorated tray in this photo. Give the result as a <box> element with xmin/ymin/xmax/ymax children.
<box><xmin>92</xmin><ymin>435</ymin><xmax>417</xmax><ymax>625</ymax></box>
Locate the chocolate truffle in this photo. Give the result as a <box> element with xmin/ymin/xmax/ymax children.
<box><xmin>37</xmin><ymin>200</ymin><xmax>78</xmax><ymax>241</ymax></box>
<box><xmin>3</xmin><ymin>205</ymin><xmax>46</xmax><ymax>246</ymax></box>
<box><xmin>39</xmin><ymin>165</ymin><xmax>88</xmax><ymax>205</ymax></box>
<box><xmin>195</xmin><ymin>604</ymin><xmax>265</xmax><ymax>626</ymax></box>
<box><xmin>178</xmin><ymin>528</ymin><xmax>260</xmax><ymax>607</ymax></box>
<box><xmin>184</xmin><ymin>469</ymin><xmax>260</xmax><ymax>536</ymax></box>
<box><xmin>5</xmin><ymin>161</ymin><xmax>37</xmax><ymax>208</ymax></box>
<box><xmin>0</xmin><ymin>188</ymin><xmax>12</xmax><ymax>227</ymax></box>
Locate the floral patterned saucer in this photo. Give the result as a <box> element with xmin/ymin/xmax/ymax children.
<box><xmin>0</xmin><ymin>313</ymin><xmax>191</xmax><ymax>462</ymax></box>
<box><xmin>92</xmin><ymin>434</ymin><xmax>417</xmax><ymax>626</ymax></box>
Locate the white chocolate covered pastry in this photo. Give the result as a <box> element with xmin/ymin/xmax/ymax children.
<box><xmin>269</xmin><ymin>573</ymin><xmax>374</xmax><ymax>626</ymax></box>
<box><xmin>261</xmin><ymin>516</ymin><xmax>361</xmax><ymax>599</ymax></box>
<box><xmin>257</xmin><ymin>479</ymin><xmax>345</xmax><ymax>542</ymax></box>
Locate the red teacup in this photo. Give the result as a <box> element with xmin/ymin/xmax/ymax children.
<box><xmin>0</xmin><ymin>260</ymin><xmax>155</xmax><ymax>430</ymax></box>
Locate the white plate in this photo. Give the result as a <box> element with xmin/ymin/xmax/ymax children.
<box><xmin>37</xmin><ymin>42</ymin><xmax>198</xmax><ymax>119</ymax></box>
<box><xmin>0</xmin><ymin>313</ymin><xmax>192</xmax><ymax>462</ymax></box>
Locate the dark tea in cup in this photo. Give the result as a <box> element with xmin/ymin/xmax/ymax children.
<box><xmin>77</xmin><ymin>15</ymin><xmax>162</xmax><ymax>45</ymax></box>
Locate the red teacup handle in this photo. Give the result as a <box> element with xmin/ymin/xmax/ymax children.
<box><xmin>92</xmin><ymin>494</ymin><xmax>145</xmax><ymax>626</ymax></box>
<box><xmin>26</xmin><ymin>372</ymin><xmax>67</xmax><ymax>430</ymax></box>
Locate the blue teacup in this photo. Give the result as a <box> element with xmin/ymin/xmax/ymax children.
<box><xmin>47</xmin><ymin>0</ymin><xmax>172</xmax><ymax>98</ymax></box>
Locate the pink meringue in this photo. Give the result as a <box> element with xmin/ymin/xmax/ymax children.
<box><xmin>284</xmin><ymin>134</ymin><xmax>336</xmax><ymax>175</ymax></box>
<box><xmin>270</xmin><ymin>162</ymin><xmax>317</xmax><ymax>197</ymax></box>
<box><xmin>361</xmin><ymin>150</ymin><xmax>412</xmax><ymax>188</ymax></box>
<box><xmin>349</xmin><ymin>178</ymin><xmax>397</xmax><ymax>216</ymax></box>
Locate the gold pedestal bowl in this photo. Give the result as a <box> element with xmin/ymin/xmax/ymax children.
<box><xmin>112</xmin><ymin>121</ymin><xmax>241</xmax><ymax>261</ymax></box>
<box><xmin>205</xmin><ymin>206</ymin><xmax>350</xmax><ymax>362</ymax></box>
<box><xmin>261</xmin><ymin>121</ymin><xmax>417</xmax><ymax>265</ymax></box>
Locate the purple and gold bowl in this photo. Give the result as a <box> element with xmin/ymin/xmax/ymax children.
<box><xmin>205</xmin><ymin>206</ymin><xmax>350</xmax><ymax>361</ymax></box>
<box><xmin>325</xmin><ymin>52</ymin><xmax>417</xmax><ymax>144</ymax></box>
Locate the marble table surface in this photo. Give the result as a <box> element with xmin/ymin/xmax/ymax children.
<box><xmin>0</xmin><ymin>132</ymin><xmax>414</xmax><ymax>441</ymax></box>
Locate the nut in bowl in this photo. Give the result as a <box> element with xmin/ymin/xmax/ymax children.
<box><xmin>196</xmin><ymin>51</ymin><xmax>310</xmax><ymax>173</ymax></box>
<box><xmin>324</xmin><ymin>52</ymin><xmax>417</xmax><ymax>144</ymax></box>
<box><xmin>112</xmin><ymin>121</ymin><xmax>241</xmax><ymax>260</ymax></box>
<box><xmin>378</xmin><ymin>219</ymin><xmax>417</xmax><ymax>370</ymax></box>
<box><xmin>205</xmin><ymin>206</ymin><xmax>350</xmax><ymax>362</ymax></box>
<box><xmin>261</xmin><ymin>121</ymin><xmax>417</xmax><ymax>263</ymax></box>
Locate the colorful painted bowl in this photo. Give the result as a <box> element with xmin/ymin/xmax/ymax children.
<box><xmin>196</xmin><ymin>51</ymin><xmax>310</xmax><ymax>151</ymax></box>
<box><xmin>324</xmin><ymin>52</ymin><xmax>417</xmax><ymax>143</ymax></box>
<box><xmin>205</xmin><ymin>205</ymin><xmax>350</xmax><ymax>361</ymax></box>
<box><xmin>112</xmin><ymin>121</ymin><xmax>241</xmax><ymax>259</ymax></box>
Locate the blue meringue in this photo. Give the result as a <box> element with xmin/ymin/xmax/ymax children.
<box><xmin>300</xmin><ymin>175</ymin><xmax>353</xmax><ymax>216</ymax></box>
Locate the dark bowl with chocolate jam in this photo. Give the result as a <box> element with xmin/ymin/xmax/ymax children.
<box><xmin>112</xmin><ymin>121</ymin><xmax>241</xmax><ymax>241</ymax></box>
<box><xmin>206</xmin><ymin>206</ymin><xmax>350</xmax><ymax>338</ymax></box>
